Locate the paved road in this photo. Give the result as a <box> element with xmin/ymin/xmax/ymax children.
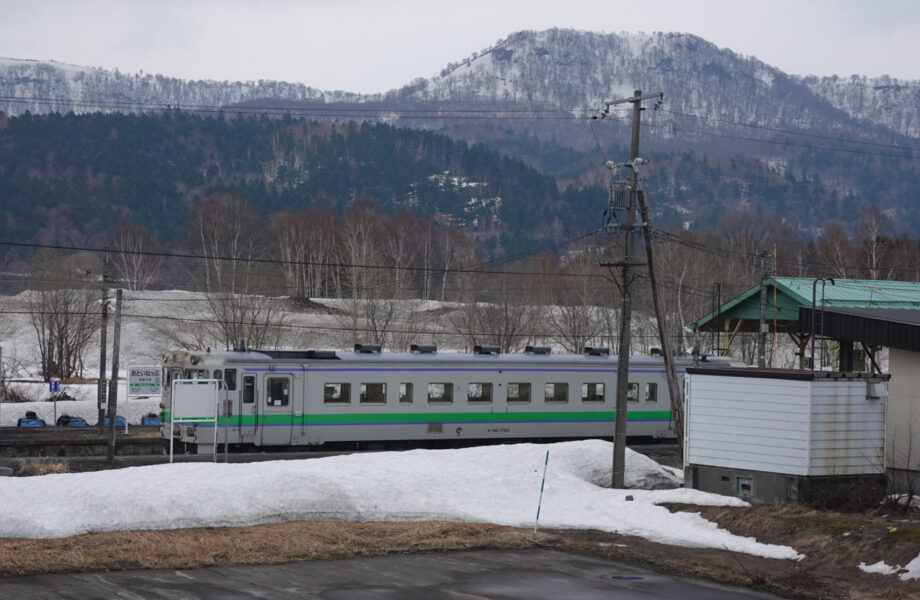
<box><xmin>0</xmin><ymin>549</ymin><xmax>787</xmax><ymax>599</ymax></box>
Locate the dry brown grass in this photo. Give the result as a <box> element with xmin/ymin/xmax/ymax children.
<box><xmin>15</xmin><ymin>459</ymin><xmax>71</xmax><ymax>477</ymax></box>
<box><xmin>2</xmin><ymin>508</ymin><xmax>919</xmax><ymax>599</ymax></box>
<box><xmin>0</xmin><ymin>521</ymin><xmax>544</xmax><ymax>577</ymax></box>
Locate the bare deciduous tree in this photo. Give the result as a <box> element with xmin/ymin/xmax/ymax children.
<box><xmin>187</xmin><ymin>193</ymin><xmax>285</xmax><ymax>349</ymax></box>
<box><xmin>451</xmin><ymin>269</ymin><xmax>542</xmax><ymax>353</ymax></box>
<box><xmin>858</xmin><ymin>206</ymin><xmax>891</xmax><ymax>280</ymax></box>
<box><xmin>271</xmin><ymin>206</ymin><xmax>340</xmax><ymax>298</ymax></box>
<box><xmin>546</xmin><ymin>247</ymin><xmax>610</xmax><ymax>353</ymax></box>
<box><xmin>816</xmin><ymin>221</ymin><xmax>854</xmax><ymax>279</ymax></box>
<box><xmin>107</xmin><ymin>220</ymin><xmax>164</xmax><ymax>290</ymax></box>
<box><xmin>24</xmin><ymin>251</ymin><xmax>98</xmax><ymax>380</ymax></box>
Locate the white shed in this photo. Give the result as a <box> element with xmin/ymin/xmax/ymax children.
<box><xmin>684</xmin><ymin>368</ymin><xmax>888</xmax><ymax>506</ymax></box>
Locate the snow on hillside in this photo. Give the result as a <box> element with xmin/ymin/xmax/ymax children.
<box><xmin>3</xmin><ymin>29</ymin><xmax>917</xmax><ymax>144</ymax></box>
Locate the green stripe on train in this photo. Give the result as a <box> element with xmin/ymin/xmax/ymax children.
<box><xmin>161</xmin><ymin>410</ymin><xmax>673</xmax><ymax>426</ymax></box>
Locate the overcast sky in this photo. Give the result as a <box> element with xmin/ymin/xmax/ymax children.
<box><xmin>1</xmin><ymin>0</ymin><xmax>918</xmax><ymax>93</ymax></box>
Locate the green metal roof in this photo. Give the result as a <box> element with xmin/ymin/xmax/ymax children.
<box><xmin>772</xmin><ymin>277</ymin><xmax>920</xmax><ymax>308</ymax></box>
<box><xmin>693</xmin><ymin>277</ymin><xmax>920</xmax><ymax>333</ymax></box>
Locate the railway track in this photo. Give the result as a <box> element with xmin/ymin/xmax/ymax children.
<box><xmin>0</xmin><ymin>426</ymin><xmax>679</xmax><ymax>472</ymax></box>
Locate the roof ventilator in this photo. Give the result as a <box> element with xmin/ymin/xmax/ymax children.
<box><xmin>525</xmin><ymin>346</ymin><xmax>551</xmax><ymax>355</ymax></box>
<box><xmin>584</xmin><ymin>347</ymin><xmax>610</xmax><ymax>356</ymax></box>
<box><xmin>474</xmin><ymin>345</ymin><xmax>501</xmax><ymax>355</ymax></box>
<box><xmin>354</xmin><ymin>344</ymin><xmax>382</xmax><ymax>354</ymax></box>
<box><xmin>410</xmin><ymin>344</ymin><xmax>437</xmax><ymax>354</ymax></box>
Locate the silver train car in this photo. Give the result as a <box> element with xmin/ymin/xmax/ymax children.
<box><xmin>161</xmin><ymin>344</ymin><xmax>737</xmax><ymax>452</ymax></box>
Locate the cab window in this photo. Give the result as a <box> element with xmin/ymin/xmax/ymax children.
<box><xmin>266</xmin><ymin>377</ymin><xmax>289</xmax><ymax>406</ymax></box>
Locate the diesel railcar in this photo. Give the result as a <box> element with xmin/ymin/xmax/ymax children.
<box><xmin>161</xmin><ymin>344</ymin><xmax>737</xmax><ymax>452</ymax></box>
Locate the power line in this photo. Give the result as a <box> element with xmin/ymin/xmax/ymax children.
<box><xmin>0</xmin><ymin>237</ymin><xmax>612</xmax><ymax>281</ymax></box>
<box><xmin>0</xmin><ymin>95</ymin><xmax>604</xmax><ymax>122</ymax></box>
<box><xmin>649</xmin><ymin>228</ymin><xmax>920</xmax><ymax>273</ymax></box>
<box><xmin>658</xmin><ymin>108</ymin><xmax>920</xmax><ymax>154</ymax></box>
<box><xmin>639</xmin><ymin>117</ymin><xmax>920</xmax><ymax>161</ymax></box>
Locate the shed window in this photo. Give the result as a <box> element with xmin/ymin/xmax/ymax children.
<box><xmin>324</xmin><ymin>383</ymin><xmax>351</xmax><ymax>404</ymax></box>
<box><xmin>582</xmin><ymin>383</ymin><xmax>605</xmax><ymax>403</ymax></box>
<box><xmin>468</xmin><ymin>383</ymin><xmax>493</xmax><ymax>403</ymax></box>
<box><xmin>428</xmin><ymin>383</ymin><xmax>453</xmax><ymax>404</ymax></box>
<box><xmin>360</xmin><ymin>383</ymin><xmax>386</xmax><ymax>404</ymax></box>
<box><xmin>507</xmin><ymin>383</ymin><xmax>531</xmax><ymax>403</ymax></box>
<box><xmin>545</xmin><ymin>383</ymin><xmax>568</xmax><ymax>403</ymax></box>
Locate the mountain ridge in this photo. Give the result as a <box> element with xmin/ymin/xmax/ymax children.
<box><xmin>2</xmin><ymin>29</ymin><xmax>920</xmax><ymax>238</ymax></box>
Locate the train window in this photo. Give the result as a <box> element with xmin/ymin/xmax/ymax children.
<box><xmin>242</xmin><ymin>375</ymin><xmax>255</xmax><ymax>404</ymax></box>
<box><xmin>184</xmin><ymin>369</ymin><xmax>209</xmax><ymax>380</ymax></box>
<box><xmin>224</xmin><ymin>369</ymin><xmax>237</xmax><ymax>392</ymax></box>
<box><xmin>627</xmin><ymin>383</ymin><xmax>639</xmax><ymax>402</ymax></box>
<box><xmin>427</xmin><ymin>383</ymin><xmax>453</xmax><ymax>404</ymax></box>
<box><xmin>213</xmin><ymin>370</ymin><xmax>222</xmax><ymax>389</ymax></box>
<box><xmin>266</xmin><ymin>377</ymin><xmax>289</xmax><ymax>406</ymax></box>
<box><xmin>646</xmin><ymin>382</ymin><xmax>658</xmax><ymax>403</ymax></box>
<box><xmin>507</xmin><ymin>383</ymin><xmax>531</xmax><ymax>403</ymax></box>
<box><xmin>467</xmin><ymin>383</ymin><xmax>492</xmax><ymax>403</ymax></box>
<box><xmin>360</xmin><ymin>383</ymin><xmax>386</xmax><ymax>404</ymax></box>
<box><xmin>399</xmin><ymin>383</ymin><xmax>413</xmax><ymax>404</ymax></box>
<box><xmin>582</xmin><ymin>383</ymin><xmax>605</xmax><ymax>403</ymax></box>
<box><xmin>324</xmin><ymin>383</ymin><xmax>351</xmax><ymax>404</ymax></box>
<box><xmin>545</xmin><ymin>383</ymin><xmax>568</xmax><ymax>403</ymax></box>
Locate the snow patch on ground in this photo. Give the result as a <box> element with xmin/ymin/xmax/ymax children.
<box><xmin>0</xmin><ymin>440</ymin><xmax>803</xmax><ymax>560</ymax></box>
<box><xmin>858</xmin><ymin>560</ymin><xmax>899</xmax><ymax>575</ymax></box>
<box><xmin>1</xmin><ymin>382</ymin><xmax>160</xmax><ymax>426</ymax></box>
<box><xmin>859</xmin><ymin>555</ymin><xmax>920</xmax><ymax>581</ymax></box>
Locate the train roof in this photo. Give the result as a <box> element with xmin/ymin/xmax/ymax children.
<box><xmin>170</xmin><ymin>348</ymin><xmax>740</xmax><ymax>368</ymax></box>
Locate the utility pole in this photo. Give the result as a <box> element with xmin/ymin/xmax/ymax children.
<box><xmin>106</xmin><ymin>289</ymin><xmax>123</xmax><ymax>462</ymax></box>
<box><xmin>636</xmin><ymin>190</ymin><xmax>684</xmax><ymax>459</ymax></box>
<box><xmin>97</xmin><ymin>247</ymin><xmax>109</xmax><ymax>433</ymax></box>
<box><xmin>601</xmin><ymin>89</ymin><xmax>662</xmax><ymax>489</ymax></box>
<box><xmin>757</xmin><ymin>251</ymin><xmax>769</xmax><ymax>368</ymax></box>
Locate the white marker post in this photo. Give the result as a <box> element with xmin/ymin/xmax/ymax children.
<box><xmin>534</xmin><ymin>450</ymin><xmax>550</xmax><ymax>534</ymax></box>
<box><xmin>50</xmin><ymin>378</ymin><xmax>61</xmax><ymax>427</ymax></box>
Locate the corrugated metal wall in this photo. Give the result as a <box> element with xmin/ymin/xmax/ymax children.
<box><xmin>687</xmin><ymin>374</ymin><xmax>885</xmax><ymax>477</ymax></box>
<box><xmin>809</xmin><ymin>381</ymin><xmax>885</xmax><ymax>476</ymax></box>
<box><xmin>687</xmin><ymin>375</ymin><xmax>811</xmax><ymax>476</ymax></box>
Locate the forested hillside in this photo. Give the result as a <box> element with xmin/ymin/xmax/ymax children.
<box><xmin>0</xmin><ymin>111</ymin><xmax>593</xmax><ymax>254</ymax></box>
<box><xmin>6</xmin><ymin>29</ymin><xmax>920</xmax><ymax>237</ymax></box>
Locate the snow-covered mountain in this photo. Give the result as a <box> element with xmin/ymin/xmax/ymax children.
<box><xmin>0</xmin><ymin>57</ymin><xmax>337</xmax><ymax>115</ymax></box>
<box><xmin>3</xmin><ymin>29</ymin><xmax>920</xmax><ymax>236</ymax></box>
<box><xmin>796</xmin><ymin>73</ymin><xmax>920</xmax><ymax>139</ymax></box>
<box><xmin>3</xmin><ymin>30</ymin><xmax>917</xmax><ymax>145</ymax></box>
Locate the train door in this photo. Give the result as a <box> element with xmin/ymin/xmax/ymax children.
<box><xmin>239</xmin><ymin>372</ymin><xmax>258</xmax><ymax>444</ymax></box>
<box><xmin>259</xmin><ymin>373</ymin><xmax>293</xmax><ymax>446</ymax></box>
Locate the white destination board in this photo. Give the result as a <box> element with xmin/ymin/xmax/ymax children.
<box><xmin>128</xmin><ymin>365</ymin><xmax>162</xmax><ymax>396</ymax></box>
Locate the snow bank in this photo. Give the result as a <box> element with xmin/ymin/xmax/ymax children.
<box><xmin>0</xmin><ymin>440</ymin><xmax>802</xmax><ymax>560</ymax></box>
<box><xmin>1</xmin><ymin>384</ymin><xmax>160</xmax><ymax>426</ymax></box>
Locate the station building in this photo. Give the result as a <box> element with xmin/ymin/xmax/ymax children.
<box><xmin>689</xmin><ymin>277</ymin><xmax>920</xmax><ymax>502</ymax></box>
